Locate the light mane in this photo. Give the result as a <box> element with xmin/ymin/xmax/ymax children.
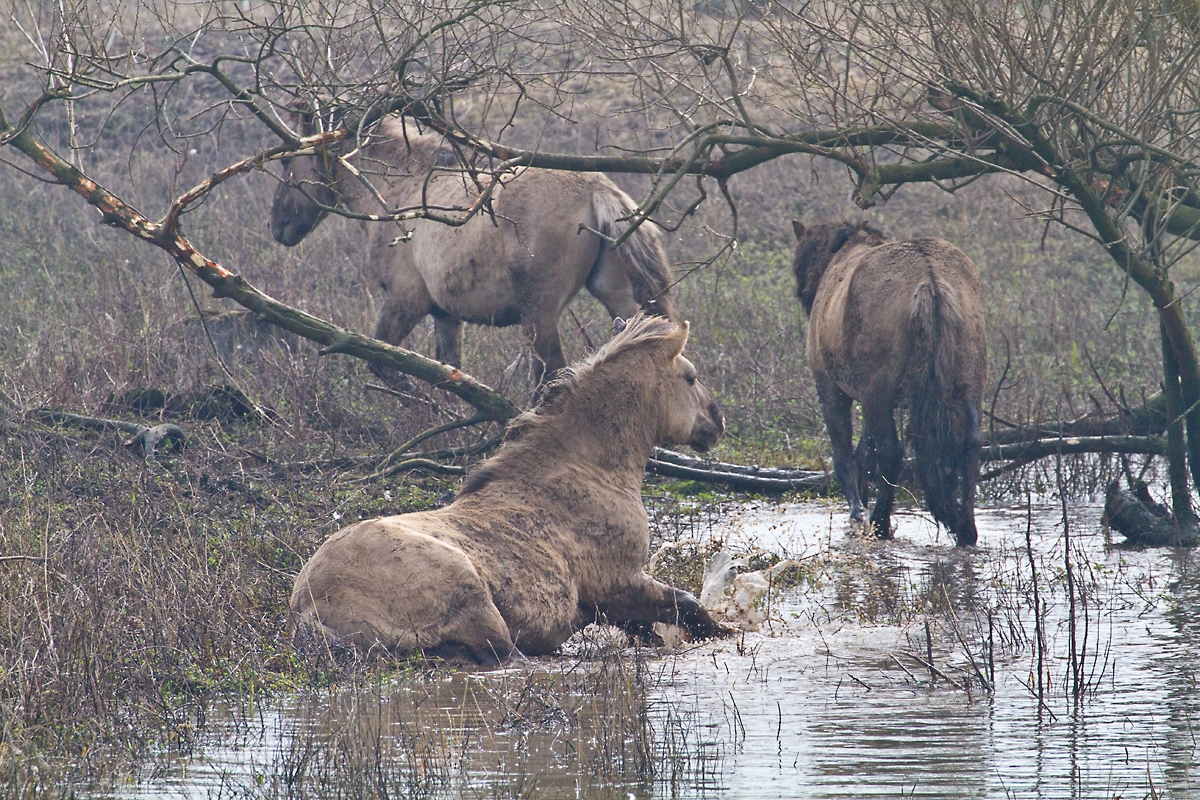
<box><xmin>460</xmin><ymin>313</ymin><xmax>681</xmax><ymax>495</ymax></box>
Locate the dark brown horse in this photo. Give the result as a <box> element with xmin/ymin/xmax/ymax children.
<box><xmin>791</xmin><ymin>220</ymin><xmax>987</xmax><ymax>546</ymax></box>
<box><xmin>269</xmin><ymin>114</ymin><xmax>676</xmax><ymax>384</ymax></box>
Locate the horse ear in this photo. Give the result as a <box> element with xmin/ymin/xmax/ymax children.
<box><xmin>660</xmin><ymin>320</ymin><xmax>689</xmax><ymax>361</ymax></box>
<box><xmin>830</xmin><ymin>225</ymin><xmax>853</xmax><ymax>253</ymax></box>
<box><xmin>792</xmin><ymin>220</ymin><xmax>805</xmax><ymax>240</ymax></box>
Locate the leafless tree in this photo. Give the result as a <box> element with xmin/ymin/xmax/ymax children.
<box><xmin>4</xmin><ymin>0</ymin><xmax>1200</xmax><ymax>505</ymax></box>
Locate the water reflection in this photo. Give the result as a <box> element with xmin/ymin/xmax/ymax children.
<box><xmin>111</xmin><ymin>501</ymin><xmax>1200</xmax><ymax>799</ymax></box>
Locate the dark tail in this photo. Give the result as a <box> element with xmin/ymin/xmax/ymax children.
<box><xmin>909</xmin><ymin>282</ymin><xmax>981</xmax><ymax>545</ymax></box>
<box><xmin>593</xmin><ymin>190</ymin><xmax>677</xmax><ymax>319</ymax></box>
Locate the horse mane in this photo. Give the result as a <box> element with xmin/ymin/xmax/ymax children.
<box><xmin>283</xmin><ymin>107</ymin><xmax>456</xmax><ymax>170</ymax></box>
<box><xmin>792</xmin><ymin>220</ymin><xmax>887</xmax><ymax>312</ymax></box>
<box><xmin>460</xmin><ymin>314</ymin><xmax>682</xmax><ymax>495</ymax></box>
<box><xmin>372</xmin><ymin>118</ymin><xmax>452</xmax><ymax>167</ymax></box>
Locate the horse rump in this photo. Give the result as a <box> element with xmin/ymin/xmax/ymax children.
<box><xmin>590</xmin><ymin>190</ymin><xmax>677</xmax><ymax>319</ymax></box>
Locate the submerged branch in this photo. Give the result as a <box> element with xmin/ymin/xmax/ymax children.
<box><xmin>1105</xmin><ymin>481</ymin><xmax>1199</xmax><ymax>547</ymax></box>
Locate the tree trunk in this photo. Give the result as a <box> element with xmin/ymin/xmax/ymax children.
<box><xmin>1161</xmin><ymin>319</ymin><xmax>1194</xmax><ymax>522</ymax></box>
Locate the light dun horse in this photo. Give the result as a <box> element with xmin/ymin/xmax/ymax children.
<box><xmin>269</xmin><ymin>115</ymin><xmax>676</xmax><ymax>384</ymax></box>
<box><xmin>289</xmin><ymin>314</ymin><xmax>729</xmax><ymax>662</ymax></box>
<box><xmin>791</xmin><ymin>221</ymin><xmax>987</xmax><ymax>546</ymax></box>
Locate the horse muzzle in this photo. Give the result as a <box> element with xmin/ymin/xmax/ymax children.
<box><xmin>269</xmin><ymin>184</ymin><xmax>327</xmax><ymax>246</ymax></box>
<box><xmin>687</xmin><ymin>398</ymin><xmax>725</xmax><ymax>453</ymax></box>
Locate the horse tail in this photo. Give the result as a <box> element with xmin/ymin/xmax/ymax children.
<box><xmin>909</xmin><ymin>279</ymin><xmax>977</xmax><ymax>537</ymax></box>
<box><xmin>591</xmin><ymin>189</ymin><xmax>677</xmax><ymax>319</ymax></box>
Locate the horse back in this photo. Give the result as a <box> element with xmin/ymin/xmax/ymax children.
<box><xmin>806</xmin><ymin>238</ymin><xmax>985</xmax><ymax>401</ymax></box>
<box><xmin>386</xmin><ymin>169</ymin><xmax>612</xmax><ymax>324</ymax></box>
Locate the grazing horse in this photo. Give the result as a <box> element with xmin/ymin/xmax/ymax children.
<box><xmin>289</xmin><ymin>314</ymin><xmax>729</xmax><ymax>662</ymax></box>
<box><xmin>269</xmin><ymin>114</ymin><xmax>676</xmax><ymax>384</ymax></box>
<box><xmin>791</xmin><ymin>220</ymin><xmax>987</xmax><ymax>546</ymax></box>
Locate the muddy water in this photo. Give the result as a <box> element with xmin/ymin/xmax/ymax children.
<box><xmin>115</xmin><ymin>501</ymin><xmax>1200</xmax><ymax>799</ymax></box>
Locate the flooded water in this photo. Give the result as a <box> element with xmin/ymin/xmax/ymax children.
<box><xmin>107</xmin><ymin>499</ymin><xmax>1200</xmax><ymax>799</ymax></box>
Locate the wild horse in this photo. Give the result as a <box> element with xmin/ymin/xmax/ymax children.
<box><xmin>289</xmin><ymin>314</ymin><xmax>730</xmax><ymax>662</ymax></box>
<box><xmin>270</xmin><ymin>114</ymin><xmax>675</xmax><ymax>384</ymax></box>
<box><xmin>791</xmin><ymin>220</ymin><xmax>987</xmax><ymax>546</ymax></box>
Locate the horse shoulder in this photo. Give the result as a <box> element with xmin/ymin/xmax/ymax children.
<box><xmin>806</xmin><ymin>248</ymin><xmax>865</xmax><ymax>365</ymax></box>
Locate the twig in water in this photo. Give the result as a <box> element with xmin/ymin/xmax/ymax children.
<box><xmin>925</xmin><ymin>618</ymin><xmax>936</xmax><ymax>682</ymax></box>
<box><xmin>847</xmin><ymin>673</ymin><xmax>872</xmax><ymax>691</ymax></box>
<box><xmin>1026</xmin><ymin>493</ymin><xmax>1048</xmax><ymax>708</ymax></box>
<box><xmin>1057</xmin><ymin>418</ymin><xmax>1082</xmax><ymax>702</ymax></box>
<box><xmin>888</xmin><ymin>652</ymin><xmax>918</xmax><ymax>683</ymax></box>
<box><xmin>728</xmin><ymin>691</ymin><xmax>746</xmax><ymax>743</ymax></box>
<box><xmin>904</xmin><ymin>651</ymin><xmax>963</xmax><ymax>690</ymax></box>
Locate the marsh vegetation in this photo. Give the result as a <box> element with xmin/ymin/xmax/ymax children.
<box><xmin>3</xmin><ymin>0</ymin><xmax>1200</xmax><ymax>796</ymax></box>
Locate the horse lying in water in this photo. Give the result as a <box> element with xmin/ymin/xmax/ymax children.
<box><xmin>791</xmin><ymin>220</ymin><xmax>987</xmax><ymax>546</ymax></box>
<box><xmin>269</xmin><ymin>112</ymin><xmax>676</xmax><ymax>384</ymax></box>
<box><xmin>289</xmin><ymin>314</ymin><xmax>730</xmax><ymax>662</ymax></box>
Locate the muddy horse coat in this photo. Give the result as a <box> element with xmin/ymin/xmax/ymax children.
<box><xmin>270</xmin><ymin>114</ymin><xmax>676</xmax><ymax>383</ymax></box>
<box><xmin>289</xmin><ymin>314</ymin><xmax>728</xmax><ymax>661</ymax></box>
<box><xmin>791</xmin><ymin>221</ymin><xmax>986</xmax><ymax>546</ymax></box>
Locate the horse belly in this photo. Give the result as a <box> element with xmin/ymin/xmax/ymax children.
<box><xmin>409</xmin><ymin>228</ymin><xmax>525</xmax><ymax>325</ymax></box>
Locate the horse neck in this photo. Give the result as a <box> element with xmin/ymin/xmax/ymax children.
<box><xmin>521</xmin><ymin>391</ymin><xmax>660</xmax><ymax>490</ymax></box>
<box><xmin>332</xmin><ymin>141</ymin><xmax>430</xmax><ymax>213</ymax></box>
<box><xmin>801</xmin><ymin>233</ymin><xmax>883</xmax><ymax>312</ymax></box>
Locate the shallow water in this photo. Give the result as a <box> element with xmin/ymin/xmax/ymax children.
<box><xmin>108</xmin><ymin>500</ymin><xmax>1200</xmax><ymax>799</ymax></box>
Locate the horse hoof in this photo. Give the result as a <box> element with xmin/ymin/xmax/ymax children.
<box><xmin>696</xmin><ymin>622</ymin><xmax>736</xmax><ymax>640</ymax></box>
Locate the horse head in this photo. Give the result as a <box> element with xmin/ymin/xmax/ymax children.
<box><xmin>790</xmin><ymin>220</ymin><xmax>885</xmax><ymax>314</ymax></box>
<box><xmin>649</xmin><ymin>320</ymin><xmax>725</xmax><ymax>453</ymax></box>
<box><xmin>269</xmin><ymin>103</ymin><xmax>341</xmax><ymax>247</ymax></box>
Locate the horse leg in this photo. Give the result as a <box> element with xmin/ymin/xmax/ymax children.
<box><xmin>523</xmin><ymin>314</ymin><xmax>568</xmax><ymax>386</ymax></box>
<box><xmin>371</xmin><ymin>281</ymin><xmax>433</xmax><ymax>388</ymax></box>
<box><xmin>956</xmin><ymin>404</ymin><xmax>982</xmax><ymax>547</ymax></box>
<box><xmin>818</xmin><ymin>379</ymin><xmax>864</xmax><ymax>522</ymax></box>
<box><xmin>862</xmin><ymin>396</ymin><xmax>902</xmax><ymax>540</ymax></box>
<box><xmin>433</xmin><ymin>317</ymin><xmax>464</xmax><ymax>367</ymax></box>
<box><xmin>596</xmin><ymin>575</ymin><xmax>732</xmax><ymax>640</ymax></box>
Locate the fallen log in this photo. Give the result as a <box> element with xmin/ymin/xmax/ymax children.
<box><xmin>982</xmin><ymin>435</ymin><xmax>1166</xmax><ymax>461</ymax></box>
<box><xmin>986</xmin><ymin>393</ymin><xmax>1168</xmax><ymax>444</ymax></box>
<box><xmin>1104</xmin><ymin>480</ymin><xmax>1198</xmax><ymax>547</ymax></box>
<box><xmin>647</xmin><ymin>433</ymin><xmax>1170</xmax><ymax>495</ymax></box>
<box><xmin>647</xmin><ymin>449</ymin><xmax>830</xmax><ymax>493</ymax></box>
